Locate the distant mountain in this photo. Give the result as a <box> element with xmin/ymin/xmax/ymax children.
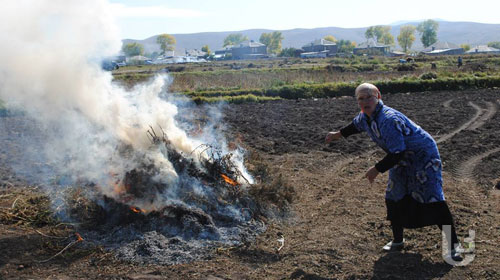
<box><xmin>123</xmin><ymin>20</ymin><xmax>500</xmax><ymax>54</ymax></box>
<box><xmin>388</xmin><ymin>18</ymin><xmax>445</xmax><ymax>26</ymax></box>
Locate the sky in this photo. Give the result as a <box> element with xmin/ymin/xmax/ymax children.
<box><xmin>109</xmin><ymin>0</ymin><xmax>500</xmax><ymax>39</ymax></box>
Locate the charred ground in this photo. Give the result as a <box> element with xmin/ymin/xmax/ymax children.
<box><xmin>1</xmin><ymin>89</ymin><xmax>499</xmax><ymax>279</ymax></box>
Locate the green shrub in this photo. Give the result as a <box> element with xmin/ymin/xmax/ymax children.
<box><xmin>191</xmin><ymin>94</ymin><xmax>280</xmax><ymax>104</ymax></box>
<box><xmin>270</xmin><ymin>79</ymin><xmax>286</xmax><ymax>87</ymax></box>
<box><xmin>396</xmin><ymin>63</ymin><xmax>417</xmax><ymax>71</ymax></box>
<box><xmin>420</xmin><ymin>72</ymin><xmax>438</xmax><ymax>80</ymax></box>
<box><xmin>354</xmin><ymin>64</ymin><xmax>375</xmax><ymax>72</ymax></box>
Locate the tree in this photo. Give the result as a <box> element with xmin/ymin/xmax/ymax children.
<box><xmin>156</xmin><ymin>34</ymin><xmax>176</xmax><ymax>55</ymax></box>
<box><xmin>337</xmin><ymin>40</ymin><xmax>356</xmax><ymax>53</ymax></box>
<box><xmin>259</xmin><ymin>31</ymin><xmax>284</xmax><ymax>54</ymax></box>
<box><xmin>271</xmin><ymin>31</ymin><xmax>284</xmax><ymax>54</ymax></box>
<box><xmin>487</xmin><ymin>41</ymin><xmax>500</xmax><ymax>49</ymax></box>
<box><xmin>278</xmin><ymin>47</ymin><xmax>300</xmax><ymax>57</ymax></box>
<box><xmin>460</xmin><ymin>44</ymin><xmax>471</xmax><ymax>52</ymax></box>
<box><xmin>121</xmin><ymin>42</ymin><xmax>144</xmax><ymax>57</ymax></box>
<box><xmin>201</xmin><ymin>45</ymin><xmax>211</xmax><ymax>56</ymax></box>
<box><xmin>323</xmin><ymin>35</ymin><xmax>337</xmax><ymax>43</ymax></box>
<box><xmin>365</xmin><ymin>26</ymin><xmax>392</xmax><ymax>44</ymax></box>
<box><xmin>259</xmin><ymin>33</ymin><xmax>272</xmax><ymax>50</ymax></box>
<box><xmin>223</xmin><ymin>33</ymin><xmax>248</xmax><ymax>47</ymax></box>
<box><xmin>417</xmin><ymin>20</ymin><xmax>439</xmax><ymax>48</ymax></box>
<box><xmin>382</xmin><ymin>33</ymin><xmax>395</xmax><ymax>46</ymax></box>
<box><xmin>397</xmin><ymin>25</ymin><xmax>416</xmax><ymax>53</ymax></box>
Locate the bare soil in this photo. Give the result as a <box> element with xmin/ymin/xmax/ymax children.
<box><xmin>1</xmin><ymin>89</ymin><xmax>499</xmax><ymax>279</ymax></box>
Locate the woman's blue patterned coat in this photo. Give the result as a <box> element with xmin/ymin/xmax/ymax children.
<box><xmin>352</xmin><ymin>100</ymin><xmax>445</xmax><ymax>203</ymax></box>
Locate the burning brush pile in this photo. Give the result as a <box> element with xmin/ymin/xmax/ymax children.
<box><xmin>0</xmin><ymin>69</ymin><xmax>295</xmax><ymax>264</ymax></box>
<box><xmin>0</xmin><ymin>2</ymin><xmax>293</xmax><ymax>262</ymax></box>
<box><xmin>52</xmin><ymin>124</ymin><xmax>289</xmax><ymax>264</ymax></box>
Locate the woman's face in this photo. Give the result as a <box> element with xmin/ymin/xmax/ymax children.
<box><xmin>357</xmin><ymin>91</ymin><xmax>379</xmax><ymax>116</ymax></box>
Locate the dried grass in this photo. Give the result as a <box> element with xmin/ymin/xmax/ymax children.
<box><xmin>245</xmin><ymin>152</ymin><xmax>295</xmax><ymax>218</ymax></box>
<box><xmin>0</xmin><ymin>192</ymin><xmax>58</xmax><ymax>227</ymax></box>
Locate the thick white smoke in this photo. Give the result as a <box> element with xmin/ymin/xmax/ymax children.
<box><xmin>0</xmin><ymin>0</ymin><xmax>248</xmax><ymax>211</ymax></box>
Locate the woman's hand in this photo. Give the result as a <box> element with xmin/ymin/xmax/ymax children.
<box><xmin>325</xmin><ymin>131</ymin><xmax>342</xmax><ymax>144</ymax></box>
<box><xmin>365</xmin><ymin>166</ymin><xmax>379</xmax><ymax>185</ymax></box>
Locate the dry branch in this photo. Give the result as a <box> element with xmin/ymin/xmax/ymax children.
<box><xmin>35</xmin><ymin>229</ymin><xmax>68</xmax><ymax>239</ymax></box>
<box><xmin>38</xmin><ymin>234</ymin><xmax>84</xmax><ymax>263</ymax></box>
<box><xmin>11</xmin><ymin>197</ymin><xmax>20</xmax><ymax>209</ymax></box>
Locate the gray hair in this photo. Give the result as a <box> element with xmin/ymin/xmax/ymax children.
<box><xmin>355</xmin><ymin>83</ymin><xmax>380</xmax><ymax>98</ymax></box>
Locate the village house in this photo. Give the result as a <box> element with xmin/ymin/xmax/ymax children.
<box><xmin>231</xmin><ymin>40</ymin><xmax>267</xmax><ymax>60</ymax></box>
<box><xmin>300</xmin><ymin>39</ymin><xmax>337</xmax><ymax>58</ymax></box>
<box><xmin>421</xmin><ymin>42</ymin><xmax>464</xmax><ymax>56</ymax></box>
<box><xmin>466</xmin><ymin>45</ymin><xmax>500</xmax><ymax>54</ymax></box>
<box><xmin>185</xmin><ymin>49</ymin><xmax>207</xmax><ymax>59</ymax></box>
<box><xmin>388</xmin><ymin>50</ymin><xmax>406</xmax><ymax>57</ymax></box>
<box><xmin>126</xmin><ymin>55</ymin><xmax>151</xmax><ymax>65</ymax></box>
<box><xmin>353</xmin><ymin>39</ymin><xmax>390</xmax><ymax>56</ymax></box>
<box><xmin>213</xmin><ymin>45</ymin><xmax>233</xmax><ymax>60</ymax></box>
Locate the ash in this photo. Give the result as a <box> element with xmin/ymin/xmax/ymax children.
<box><xmin>86</xmin><ymin>219</ymin><xmax>264</xmax><ymax>265</ymax></box>
<box><xmin>73</xmin><ymin>176</ymin><xmax>267</xmax><ymax>264</ymax></box>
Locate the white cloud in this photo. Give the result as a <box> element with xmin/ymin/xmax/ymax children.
<box><xmin>110</xmin><ymin>3</ymin><xmax>205</xmax><ymax>18</ymax></box>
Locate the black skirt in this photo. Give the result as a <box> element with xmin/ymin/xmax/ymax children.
<box><xmin>385</xmin><ymin>195</ymin><xmax>454</xmax><ymax>229</ymax></box>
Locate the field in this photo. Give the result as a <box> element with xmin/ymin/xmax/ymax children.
<box><xmin>112</xmin><ymin>55</ymin><xmax>500</xmax><ymax>94</ymax></box>
<box><xmin>1</xmin><ymin>56</ymin><xmax>500</xmax><ymax>279</ymax></box>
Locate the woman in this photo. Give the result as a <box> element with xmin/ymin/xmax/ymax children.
<box><xmin>325</xmin><ymin>83</ymin><xmax>462</xmax><ymax>261</ymax></box>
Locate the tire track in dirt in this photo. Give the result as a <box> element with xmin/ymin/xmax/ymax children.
<box><xmin>456</xmin><ymin>147</ymin><xmax>500</xmax><ymax>181</ymax></box>
<box><xmin>339</xmin><ymin>100</ymin><xmax>484</xmax><ymax>173</ymax></box>
<box><xmin>435</xmin><ymin>101</ymin><xmax>482</xmax><ymax>144</ymax></box>
<box><xmin>467</xmin><ymin>101</ymin><xmax>497</xmax><ymax>130</ymax></box>
<box><xmin>439</xmin><ymin>100</ymin><xmax>498</xmax><ymax>181</ymax></box>
<box><xmin>357</xmin><ymin>100</ymin><xmax>494</xmax><ymax>182</ymax></box>
<box><xmin>342</xmin><ymin>100</ymin><xmax>495</xmax><ymax>177</ymax></box>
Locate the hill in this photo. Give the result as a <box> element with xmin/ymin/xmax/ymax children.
<box><xmin>122</xmin><ymin>20</ymin><xmax>500</xmax><ymax>54</ymax></box>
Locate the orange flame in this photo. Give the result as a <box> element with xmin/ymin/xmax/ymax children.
<box><xmin>75</xmin><ymin>232</ymin><xmax>84</xmax><ymax>242</ymax></box>
<box><xmin>130</xmin><ymin>206</ymin><xmax>147</xmax><ymax>214</ymax></box>
<box><xmin>221</xmin><ymin>173</ymin><xmax>239</xmax><ymax>186</ymax></box>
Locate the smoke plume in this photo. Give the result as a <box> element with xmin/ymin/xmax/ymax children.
<box><xmin>0</xmin><ymin>0</ymin><xmax>250</xmax><ymax>211</ymax></box>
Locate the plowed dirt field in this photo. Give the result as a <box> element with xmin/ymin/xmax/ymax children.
<box><xmin>1</xmin><ymin>89</ymin><xmax>499</xmax><ymax>279</ymax></box>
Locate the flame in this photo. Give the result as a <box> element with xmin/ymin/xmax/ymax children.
<box><xmin>221</xmin><ymin>173</ymin><xmax>239</xmax><ymax>186</ymax></box>
<box><xmin>75</xmin><ymin>232</ymin><xmax>84</xmax><ymax>242</ymax></box>
<box><xmin>130</xmin><ymin>206</ymin><xmax>146</xmax><ymax>214</ymax></box>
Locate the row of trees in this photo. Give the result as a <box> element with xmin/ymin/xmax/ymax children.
<box><xmin>122</xmin><ymin>30</ymin><xmax>364</xmax><ymax>59</ymax></box>
<box><xmin>365</xmin><ymin>20</ymin><xmax>439</xmax><ymax>53</ymax></box>
<box><xmin>122</xmin><ymin>20</ymin><xmax>498</xmax><ymax>59</ymax></box>
<box><xmin>209</xmin><ymin>20</ymin><xmax>441</xmax><ymax>58</ymax></box>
